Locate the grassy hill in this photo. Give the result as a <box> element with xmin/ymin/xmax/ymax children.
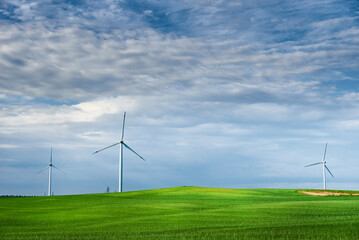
<box><xmin>1</xmin><ymin>187</ymin><xmax>359</xmax><ymax>239</ymax></box>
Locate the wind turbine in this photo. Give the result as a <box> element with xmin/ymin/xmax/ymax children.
<box><xmin>93</xmin><ymin>112</ymin><xmax>145</xmax><ymax>192</ymax></box>
<box><xmin>305</xmin><ymin>143</ymin><xmax>334</xmax><ymax>190</ymax></box>
<box><xmin>36</xmin><ymin>148</ymin><xmax>64</xmax><ymax>196</ymax></box>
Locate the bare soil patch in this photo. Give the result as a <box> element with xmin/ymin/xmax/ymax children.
<box><xmin>298</xmin><ymin>191</ymin><xmax>359</xmax><ymax>196</ymax></box>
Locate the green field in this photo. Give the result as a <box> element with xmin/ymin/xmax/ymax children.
<box><xmin>1</xmin><ymin>187</ymin><xmax>359</xmax><ymax>239</ymax></box>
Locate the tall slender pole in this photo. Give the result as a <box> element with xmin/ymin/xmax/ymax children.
<box><xmin>119</xmin><ymin>142</ymin><xmax>123</xmax><ymax>192</ymax></box>
<box><xmin>323</xmin><ymin>163</ymin><xmax>326</xmax><ymax>190</ymax></box>
<box><xmin>48</xmin><ymin>148</ymin><xmax>53</xmax><ymax>196</ymax></box>
<box><xmin>119</xmin><ymin>112</ymin><xmax>126</xmax><ymax>193</ymax></box>
<box><xmin>322</xmin><ymin>143</ymin><xmax>327</xmax><ymax>190</ymax></box>
<box><xmin>48</xmin><ymin>164</ymin><xmax>52</xmax><ymax>196</ymax></box>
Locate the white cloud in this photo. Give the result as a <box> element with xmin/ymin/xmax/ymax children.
<box><xmin>338</xmin><ymin>120</ymin><xmax>359</xmax><ymax>130</ymax></box>
<box><xmin>338</xmin><ymin>92</ymin><xmax>359</xmax><ymax>103</ymax></box>
<box><xmin>0</xmin><ymin>144</ymin><xmax>18</xmax><ymax>149</ymax></box>
<box><xmin>0</xmin><ymin>96</ymin><xmax>138</xmax><ymax>127</ymax></box>
<box><xmin>143</xmin><ymin>9</ymin><xmax>153</xmax><ymax>16</ymax></box>
<box><xmin>14</xmin><ymin>1</ymin><xmax>39</xmax><ymax>21</ymax></box>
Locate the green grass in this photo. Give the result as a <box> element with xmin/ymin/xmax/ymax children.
<box><xmin>1</xmin><ymin>187</ymin><xmax>359</xmax><ymax>239</ymax></box>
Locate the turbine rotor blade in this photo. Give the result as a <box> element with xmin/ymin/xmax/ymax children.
<box><xmin>121</xmin><ymin>112</ymin><xmax>126</xmax><ymax>141</ymax></box>
<box><xmin>325</xmin><ymin>164</ymin><xmax>334</xmax><ymax>178</ymax></box>
<box><xmin>305</xmin><ymin>162</ymin><xmax>322</xmax><ymax>167</ymax></box>
<box><xmin>322</xmin><ymin>142</ymin><xmax>328</xmax><ymax>162</ymax></box>
<box><xmin>123</xmin><ymin>142</ymin><xmax>145</xmax><ymax>161</ymax></box>
<box><xmin>36</xmin><ymin>167</ymin><xmax>48</xmax><ymax>175</ymax></box>
<box><xmin>52</xmin><ymin>165</ymin><xmax>66</xmax><ymax>175</ymax></box>
<box><xmin>93</xmin><ymin>142</ymin><xmax>121</xmax><ymax>154</ymax></box>
<box><xmin>50</xmin><ymin>147</ymin><xmax>53</xmax><ymax>164</ymax></box>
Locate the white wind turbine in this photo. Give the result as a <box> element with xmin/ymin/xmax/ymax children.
<box><xmin>93</xmin><ymin>112</ymin><xmax>145</xmax><ymax>192</ymax></box>
<box><xmin>305</xmin><ymin>143</ymin><xmax>334</xmax><ymax>190</ymax></box>
<box><xmin>36</xmin><ymin>148</ymin><xmax>64</xmax><ymax>196</ymax></box>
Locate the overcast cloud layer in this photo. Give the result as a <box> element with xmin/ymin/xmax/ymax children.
<box><xmin>1</xmin><ymin>0</ymin><xmax>359</xmax><ymax>195</ymax></box>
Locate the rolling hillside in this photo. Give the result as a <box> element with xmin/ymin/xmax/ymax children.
<box><xmin>1</xmin><ymin>187</ymin><xmax>359</xmax><ymax>239</ymax></box>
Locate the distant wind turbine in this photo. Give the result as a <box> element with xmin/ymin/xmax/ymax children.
<box><xmin>93</xmin><ymin>112</ymin><xmax>145</xmax><ymax>192</ymax></box>
<box><xmin>36</xmin><ymin>148</ymin><xmax>64</xmax><ymax>196</ymax></box>
<box><xmin>305</xmin><ymin>143</ymin><xmax>334</xmax><ymax>190</ymax></box>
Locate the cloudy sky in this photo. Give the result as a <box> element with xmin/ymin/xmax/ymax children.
<box><xmin>1</xmin><ymin>0</ymin><xmax>359</xmax><ymax>195</ymax></box>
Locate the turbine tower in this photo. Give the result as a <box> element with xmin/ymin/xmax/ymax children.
<box><xmin>36</xmin><ymin>148</ymin><xmax>64</xmax><ymax>196</ymax></box>
<box><xmin>305</xmin><ymin>143</ymin><xmax>334</xmax><ymax>190</ymax></box>
<box><xmin>48</xmin><ymin>148</ymin><xmax>53</xmax><ymax>196</ymax></box>
<box><xmin>93</xmin><ymin>112</ymin><xmax>145</xmax><ymax>192</ymax></box>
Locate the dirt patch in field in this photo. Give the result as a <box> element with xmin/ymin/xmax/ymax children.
<box><xmin>298</xmin><ymin>191</ymin><xmax>359</xmax><ymax>196</ymax></box>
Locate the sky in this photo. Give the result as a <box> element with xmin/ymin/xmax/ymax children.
<box><xmin>0</xmin><ymin>0</ymin><xmax>359</xmax><ymax>196</ymax></box>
